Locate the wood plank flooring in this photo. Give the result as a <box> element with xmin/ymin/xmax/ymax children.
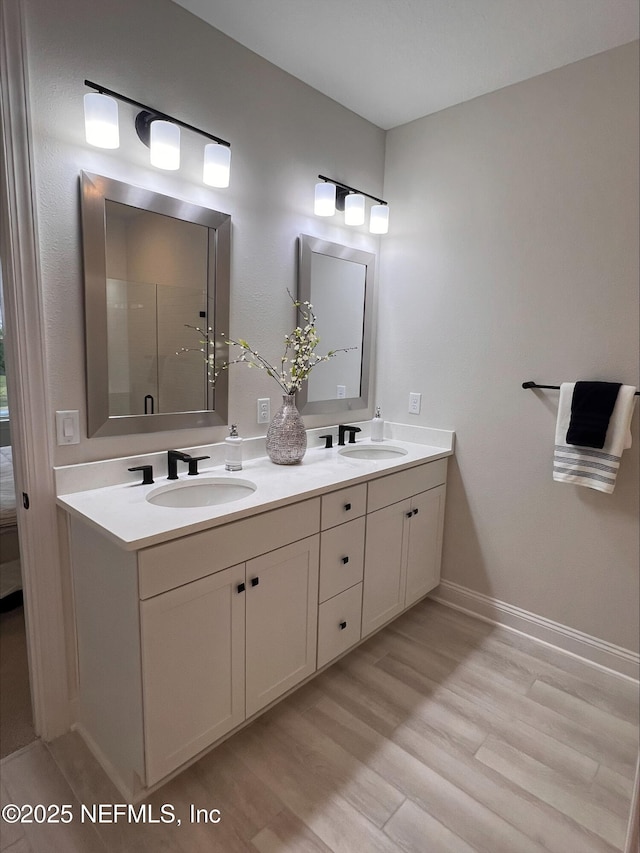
<box><xmin>0</xmin><ymin>604</ymin><xmax>36</xmax><ymax>759</ymax></box>
<box><xmin>1</xmin><ymin>599</ymin><xmax>637</xmax><ymax>853</ymax></box>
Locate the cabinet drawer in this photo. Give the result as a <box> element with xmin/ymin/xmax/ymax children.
<box><xmin>317</xmin><ymin>583</ymin><xmax>363</xmax><ymax>669</ymax></box>
<box><xmin>321</xmin><ymin>484</ymin><xmax>367</xmax><ymax>530</ymax></box>
<box><xmin>319</xmin><ymin>517</ymin><xmax>365</xmax><ymax>603</ymax></box>
<box><xmin>367</xmin><ymin>459</ymin><xmax>447</xmax><ymax>513</ymax></box>
<box><xmin>138</xmin><ymin>498</ymin><xmax>320</xmax><ymax>599</ymax></box>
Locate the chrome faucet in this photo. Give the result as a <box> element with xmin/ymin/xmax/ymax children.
<box><xmin>167</xmin><ymin>450</ymin><xmax>192</xmax><ymax>480</ymax></box>
<box><xmin>338</xmin><ymin>425</ymin><xmax>362</xmax><ymax>446</ymax></box>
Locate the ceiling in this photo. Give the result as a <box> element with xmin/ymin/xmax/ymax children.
<box><xmin>172</xmin><ymin>0</ymin><xmax>638</xmax><ymax>129</ymax></box>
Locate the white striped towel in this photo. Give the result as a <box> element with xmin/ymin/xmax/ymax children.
<box><xmin>553</xmin><ymin>382</ymin><xmax>637</xmax><ymax>493</ymax></box>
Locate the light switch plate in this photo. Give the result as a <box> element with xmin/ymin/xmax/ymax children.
<box><xmin>336</xmin><ymin>385</ymin><xmax>346</xmax><ymax>399</ymax></box>
<box><xmin>56</xmin><ymin>410</ymin><xmax>80</xmax><ymax>445</ymax></box>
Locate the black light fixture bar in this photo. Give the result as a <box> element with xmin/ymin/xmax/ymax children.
<box><xmin>84</xmin><ymin>80</ymin><xmax>231</xmax><ymax>148</ymax></box>
<box><xmin>317</xmin><ymin>174</ymin><xmax>387</xmax><ymax>206</ymax></box>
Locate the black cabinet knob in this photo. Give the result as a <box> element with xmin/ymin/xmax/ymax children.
<box><xmin>251</xmin><ymin>577</ymin><xmax>260</xmax><ymax>587</ymax></box>
<box><xmin>339</xmin><ymin>621</ymin><xmax>347</xmax><ymax>630</ymax></box>
<box><xmin>237</xmin><ymin>583</ymin><xmax>245</xmax><ymax>593</ymax></box>
<box><xmin>341</xmin><ymin>556</ymin><xmax>350</xmax><ymax>565</ymax></box>
<box><xmin>344</xmin><ymin>503</ymin><xmax>352</xmax><ymax>511</ymax></box>
<box><xmin>406</xmin><ymin>510</ymin><xmax>413</xmax><ymax>518</ymax></box>
<box><xmin>413</xmin><ymin>508</ymin><xmax>419</xmax><ymax>516</ymax></box>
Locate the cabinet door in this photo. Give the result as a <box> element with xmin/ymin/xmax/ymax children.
<box><xmin>361</xmin><ymin>499</ymin><xmax>411</xmax><ymax>638</ymax></box>
<box><xmin>140</xmin><ymin>563</ymin><xmax>245</xmax><ymax>786</ymax></box>
<box><xmin>404</xmin><ymin>484</ymin><xmax>446</xmax><ymax>608</ymax></box>
<box><xmin>245</xmin><ymin>536</ymin><xmax>319</xmax><ymax>717</ymax></box>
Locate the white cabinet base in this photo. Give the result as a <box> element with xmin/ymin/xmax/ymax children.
<box><xmin>69</xmin><ymin>457</ymin><xmax>448</xmax><ymax>799</ymax></box>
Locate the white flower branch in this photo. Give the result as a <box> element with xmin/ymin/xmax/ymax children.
<box><xmin>180</xmin><ymin>291</ymin><xmax>356</xmax><ymax>396</ymax></box>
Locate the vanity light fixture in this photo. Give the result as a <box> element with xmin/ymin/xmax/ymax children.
<box><xmin>369</xmin><ymin>204</ymin><xmax>390</xmax><ymax>234</ymax></box>
<box><xmin>344</xmin><ymin>193</ymin><xmax>365</xmax><ymax>226</ymax></box>
<box><xmin>314</xmin><ymin>180</ymin><xmax>337</xmax><ymax>216</ymax></box>
<box><xmin>83</xmin><ymin>92</ymin><xmax>119</xmax><ymax>149</ymax></box>
<box><xmin>315</xmin><ymin>175</ymin><xmax>389</xmax><ymax>234</ymax></box>
<box><xmin>203</xmin><ymin>142</ymin><xmax>231</xmax><ymax>188</ymax></box>
<box><xmin>147</xmin><ymin>118</ymin><xmax>180</xmax><ymax>170</ymax></box>
<box><xmin>83</xmin><ymin>80</ymin><xmax>231</xmax><ymax>185</ymax></box>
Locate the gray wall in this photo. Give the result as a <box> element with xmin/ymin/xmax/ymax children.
<box><xmin>22</xmin><ymin>0</ymin><xmax>385</xmax><ymax>464</ymax></box>
<box><xmin>20</xmin><ymin>0</ymin><xmax>639</xmax><ymax>655</ymax></box>
<box><xmin>379</xmin><ymin>43</ymin><xmax>639</xmax><ymax>652</ymax></box>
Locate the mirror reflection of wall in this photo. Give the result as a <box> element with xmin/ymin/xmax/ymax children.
<box><xmin>306</xmin><ymin>252</ymin><xmax>365</xmax><ymax>402</ymax></box>
<box><xmin>104</xmin><ymin>202</ymin><xmax>209</xmax><ymax>416</ymax></box>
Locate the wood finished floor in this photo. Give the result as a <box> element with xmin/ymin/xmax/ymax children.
<box><xmin>1</xmin><ymin>599</ymin><xmax>638</xmax><ymax>853</ymax></box>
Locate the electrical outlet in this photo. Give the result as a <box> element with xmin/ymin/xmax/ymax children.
<box><xmin>257</xmin><ymin>398</ymin><xmax>270</xmax><ymax>424</ymax></box>
<box><xmin>336</xmin><ymin>385</ymin><xmax>346</xmax><ymax>399</ymax></box>
<box><xmin>408</xmin><ymin>392</ymin><xmax>421</xmax><ymax>415</ymax></box>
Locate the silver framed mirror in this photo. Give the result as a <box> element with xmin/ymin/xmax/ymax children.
<box><xmin>80</xmin><ymin>171</ymin><xmax>230</xmax><ymax>437</ymax></box>
<box><xmin>296</xmin><ymin>235</ymin><xmax>375</xmax><ymax>415</ymax></box>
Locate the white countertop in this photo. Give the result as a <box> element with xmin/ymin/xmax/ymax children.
<box><xmin>56</xmin><ymin>434</ymin><xmax>453</xmax><ymax>551</ymax></box>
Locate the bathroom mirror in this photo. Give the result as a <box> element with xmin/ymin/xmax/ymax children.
<box><xmin>296</xmin><ymin>235</ymin><xmax>375</xmax><ymax>415</ymax></box>
<box><xmin>81</xmin><ymin>172</ymin><xmax>230</xmax><ymax>437</ymax></box>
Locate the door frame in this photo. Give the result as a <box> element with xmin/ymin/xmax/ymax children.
<box><xmin>0</xmin><ymin>0</ymin><xmax>70</xmax><ymax>740</ymax></box>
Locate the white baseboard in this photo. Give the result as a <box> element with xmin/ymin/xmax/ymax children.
<box><xmin>430</xmin><ymin>580</ymin><xmax>639</xmax><ymax>683</ymax></box>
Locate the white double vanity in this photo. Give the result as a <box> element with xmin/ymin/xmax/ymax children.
<box><xmin>56</xmin><ymin>424</ymin><xmax>454</xmax><ymax>800</ymax></box>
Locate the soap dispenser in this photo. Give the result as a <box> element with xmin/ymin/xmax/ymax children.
<box><xmin>371</xmin><ymin>406</ymin><xmax>384</xmax><ymax>442</ymax></box>
<box><xmin>225</xmin><ymin>424</ymin><xmax>243</xmax><ymax>471</ymax></box>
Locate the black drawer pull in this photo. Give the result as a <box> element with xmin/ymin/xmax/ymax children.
<box><xmin>339</xmin><ymin>621</ymin><xmax>347</xmax><ymax>630</ymax></box>
<box><xmin>342</xmin><ymin>556</ymin><xmax>350</xmax><ymax>565</ymax></box>
<box><xmin>406</xmin><ymin>510</ymin><xmax>413</xmax><ymax>518</ymax></box>
<box><xmin>413</xmin><ymin>508</ymin><xmax>419</xmax><ymax>516</ymax></box>
<box><xmin>237</xmin><ymin>583</ymin><xmax>245</xmax><ymax>593</ymax></box>
<box><xmin>344</xmin><ymin>502</ymin><xmax>352</xmax><ymax>511</ymax></box>
<box><xmin>251</xmin><ymin>577</ymin><xmax>260</xmax><ymax>587</ymax></box>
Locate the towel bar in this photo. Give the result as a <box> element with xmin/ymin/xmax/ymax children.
<box><xmin>522</xmin><ymin>381</ymin><xmax>639</xmax><ymax>396</ymax></box>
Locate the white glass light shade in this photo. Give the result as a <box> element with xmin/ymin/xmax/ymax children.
<box><xmin>369</xmin><ymin>204</ymin><xmax>389</xmax><ymax>234</ymax></box>
<box><xmin>314</xmin><ymin>182</ymin><xmax>336</xmax><ymax>216</ymax></box>
<box><xmin>84</xmin><ymin>93</ymin><xmax>119</xmax><ymax>149</ymax></box>
<box><xmin>344</xmin><ymin>193</ymin><xmax>365</xmax><ymax>226</ymax></box>
<box><xmin>149</xmin><ymin>120</ymin><xmax>180</xmax><ymax>170</ymax></box>
<box><xmin>203</xmin><ymin>143</ymin><xmax>231</xmax><ymax>187</ymax></box>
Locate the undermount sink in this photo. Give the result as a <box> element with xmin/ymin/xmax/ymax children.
<box><xmin>338</xmin><ymin>444</ymin><xmax>408</xmax><ymax>460</ymax></box>
<box><xmin>146</xmin><ymin>477</ymin><xmax>257</xmax><ymax>508</ymax></box>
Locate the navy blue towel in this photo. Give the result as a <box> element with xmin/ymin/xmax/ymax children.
<box><xmin>566</xmin><ymin>381</ymin><xmax>621</xmax><ymax>449</ymax></box>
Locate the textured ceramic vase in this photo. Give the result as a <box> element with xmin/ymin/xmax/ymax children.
<box><xmin>266</xmin><ymin>394</ymin><xmax>307</xmax><ymax>464</ymax></box>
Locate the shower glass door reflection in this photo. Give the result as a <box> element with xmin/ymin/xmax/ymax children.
<box><xmin>106</xmin><ymin>279</ymin><xmax>208</xmax><ymax>416</ymax></box>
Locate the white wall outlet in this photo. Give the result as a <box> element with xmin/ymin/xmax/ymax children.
<box><xmin>55</xmin><ymin>410</ymin><xmax>80</xmax><ymax>445</ymax></box>
<box><xmin>336</xmin><ymin>385</ymin><xmax>346</xmax><ymax>399</ymax></box>
<box><xmin>408</xmin><ymin>392</ymin><xmax>422</xmax><ymax>415</ymax></box>
<box><xmin>257</xmin><ymin>398</ymin><xmax>270</xmax><ymax>424</ymax></box>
